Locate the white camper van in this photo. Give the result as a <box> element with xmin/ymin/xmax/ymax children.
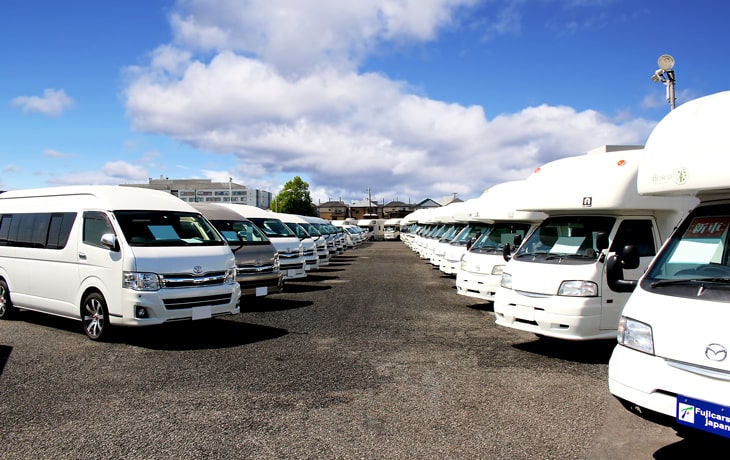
<box><xmin>607</xmin><ymin>91</ymin><xmax>730</xmax><ymax>439</ymax></box>
<box><xmin>216</xmin><ymin>204</ymin><xmax>306</xmax><ymax>280</ymax></box>
<box><xmin>438</xmin><ymin>199</ymin><xmax>493</xmax><ymax>276</ymax></box>
<box><xmin>0</xmin><ymin>186</ymin><xmax>240</xmax><ymax>340</ymax></box>
<box><xmin>493</xmin><ymin>146</ymin><xmax>697</xmax><ymax>341</ymax></box>
<box><xmin>383</xmin><ymin>218</ymin><xmax>402</xmax><ymax>241</ymax></box>
<box><xmin>455</xmin><ymin>181</ymin><xmax>546</xmax><ymax>299</ymax></box>
<box><xmin>357</xmin><ymin>219</ymin><xmax>385</xmax><ymax>241</ymax></box>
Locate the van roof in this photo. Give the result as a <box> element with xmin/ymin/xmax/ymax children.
<box><xmin>469</xmin><ymin>180</ymin><xmax>546</xmax><ymax>222</ymax></box>
<box><xmin>516</xmin><ymin>148</ymin><xmax>685</xmax><ymax>213</ymax></box>
<box><xmin>191</xmin><ymin>203</ymin><xmax>255</xmax><ymax>222</ymax></box>
<box><xmin>0</xmin><ymin>185</ymin><xmax>195</xmax><ymax>212</ymax></box>
<box><xmin>638</xmin><ymin>90</ymin><xmax>730</xmax><ymax>198</ymax></box>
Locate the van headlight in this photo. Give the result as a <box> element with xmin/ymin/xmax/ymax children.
<box><xmin>123</xmin><ymin>272</ymin><xmax>160</xmax><ymax>291</ymax></box>
<box><xmin>558</xmin><ymin>280</ymin><xmax>598</xmax><ymax>297</ymax></box>
<box><xmin>273</xmin><ymin>253</ymin><xmax>280</xmax><ymax>271</ymax></box>
<box><xmin>225</xmin><ymin>266</ymin><xmax>237</xmax><ymax>284</ymax></box>
<box><xmin>617</xmin><ymin>316</ymin><xmax>654</xmax><ymax>355</ymax></box>
<box><xmin>500</xmin><ymin>272</ymin><xmax>512</xmax><ymax>289</ymax></box>
<box><xmin>492</xmin><ymin>265</ymin><xmax>505</xmax><ymax>276</ymax></box>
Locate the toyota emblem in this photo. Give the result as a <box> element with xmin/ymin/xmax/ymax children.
<box><xmin>705</xmin><ymin>343</ymin><xmax>728</xmax><ymax>362</ymax></box>
<box><xmin>193</xmin><ymin>265</ymin><xmax>203</xmax><ymax>274</ymax></box>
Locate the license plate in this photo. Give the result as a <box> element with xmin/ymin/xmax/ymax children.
<box><xmin>677</xmin><ymin>395</ymin><xmax>730</xmax><ymax>439</ymax></box>
<box><xmin>191</xmin><ymin>305</ymin><xmax>212</xmax><ymax>320</ymax></box>
<box><xmin>255</xmin><ymin>286</ymin><xmax>268</xmax><ymax>297</ymax></box>
<box><xmin>515</xmin><ymin>304</ymin><xmax>535</xmax><ymax>322</ymax></box>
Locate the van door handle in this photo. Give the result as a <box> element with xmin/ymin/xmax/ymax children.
<box><xmin>79</xmin><ymin>252</ymin><xmax>87</xmax><ymax>260</ymax></box>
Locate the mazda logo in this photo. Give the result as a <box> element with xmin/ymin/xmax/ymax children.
<box><xmin>706</xmin><ymin>343</ymin><xmax>728</xmax><ymax>362</ymax></box>
<box><xmin>193</xmin><ymin>265</ymin><xmax>203</xmax><ymax>275</ymax></box>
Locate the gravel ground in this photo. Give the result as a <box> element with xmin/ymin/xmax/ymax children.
<box><xmin>0</xmin><ymin>241</ymin><xmax>725</xmax><ymax>458</ymax></box>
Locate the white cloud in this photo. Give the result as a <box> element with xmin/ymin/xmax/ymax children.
<box><xmin>170</xmin><ymin>0</ymin><xmax>480</xmax><ymax>74</ymax></box>
<box><xmin>102</xmin><ymin>161</ymin><xmax>149</xmax><ymax>180</ymax></box>
<box><xmin>44</xmin><ymin>149</ymin><xmax>78</xmax><ymax>158</ymax></box>
<box><xmin>3</xmin><ymin>164</ymin><xmax>23</xmax><ymax>174</ymax></box>
<box><xmin>123</xmin><ymin>0</ymin><xmax>655</xmax><ymax>203</ymax></box>
<box><xmin>11</xmin><ymin>89</ymin><xmax>74</xmax><ymax>117</ymax></box>
<box><xmin>50</xmin><ymin>161</ymin><xmax>149</xmax><ymax>186</ymax></box>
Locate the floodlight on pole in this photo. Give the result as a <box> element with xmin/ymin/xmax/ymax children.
<box><xmin>651</xmin><ymin>54</ymin><xmax>676</xmax><ymax>110</ymax></box>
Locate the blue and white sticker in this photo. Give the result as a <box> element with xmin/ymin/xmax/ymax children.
<box><xmin>677</xmin><ymin>395</ymin><xmax>730</xmax><ymax>439</ymax></box>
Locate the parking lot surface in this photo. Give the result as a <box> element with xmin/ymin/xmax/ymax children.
<box><xmin>0</xmin><ymin>241</ymin><xmax>724</xmax><ymax>458</ymax></box>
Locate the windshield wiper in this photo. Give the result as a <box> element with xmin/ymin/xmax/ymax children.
<box><xmin>652</xmin><ymin>277</ymin><xmax>730</xmax><ymax>287</ymax></box>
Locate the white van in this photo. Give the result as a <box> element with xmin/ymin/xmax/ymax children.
<box><xmin>357</xmin><ymin>219</ymin><xmax>385</xmax><ymax>241</ymax></box>
<box><xmin>275</xmin><ymin>212</ymin><xmax>327</xmax><ymax>269</ymax></box>
<box><xmin>0</xmin><ymin>186</ymin><xmax>240</xmax><ymax>340</ymax></box>
<box><xmin>607</xmin><ymin>91</ymin><xmax>730</xmax><ymax>439</ymax></box>
<box><xmin>428</xmin><ymin>202</ymin><xmax>471</xmax><ymax>268</ymax></box>
<box><xmin>383</xmin><ymin>218</ymin><xmax>401</xmax><ymax>241</ymax></box>
<box><xmin>216</xmin><ymin>204</ymin><xmax>307</xmax><ymax>280</ymax></box>
<box><xmin>300</xmin><ymin>215</ymin><xmax>339</xmax><ymax>259</ymax></box>
<box><xmin>455</xmin><ymin>181</ymin><xmax>546</xmax><ymax>299</ymax></box>
<box><xmin>438</xmin><ymin>199</ymin><xmax>492</xmax><ymax>276</ymax></box>
<box><xmin>493</xmin><ymin>146</ymin><xmax>697</xmax><ymax>340</ymax></box>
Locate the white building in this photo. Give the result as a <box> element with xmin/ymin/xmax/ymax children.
<box><xmin>123</xmin><ymin>177</ymin><xmax>273</xmax><ymax>209</ymax></box>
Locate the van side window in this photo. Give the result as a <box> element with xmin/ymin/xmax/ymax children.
<box><xmin>83</xmin><ymin>212</ymin><xmax>114</xmax><ymax>248</ymax></box>
<box><xmin>0</xmin><ymin>213</ymin><xmax>76</xmax><ymax>249</ymax></box>
<box><xmin>610</xmin><ymin>220</ymin><xmax>656</xmax><ymax>257</ymax></box>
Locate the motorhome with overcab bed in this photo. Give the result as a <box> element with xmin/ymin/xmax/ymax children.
<box><xmin>454</xmin><ymin>181</ymin><xmax>546</xmax><ymax>300</ymax></box>
<box><xmin>383</xmin><ymin>218</ymin><xmax>402</xmax><ymax>241</ymax></box>
<box><xmin>493</xmin><ymin>146</ymin><xmax>698</xmax><ymax>341</ymax></box>
<box><xmin>606</xmin><ymin>90</ymin><xmax>730</xmax><ymax>440</ymax></box>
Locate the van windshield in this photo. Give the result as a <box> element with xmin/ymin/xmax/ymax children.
<box><xmin>644</xmin><ymin>204</ymin><xmax>730</xmax><ymax>286</ymax></box>
<box><xmin>469</xmin><ymin>222</ymin><xmax>532</xmax><ymax>253</ymax></box>
<box><xmin>209</xmin><ymin>219</ymin><xmax>271</xmax><ymax>246</ymax></box>
<box><xmin>248</xmin><ymin>217</ymin><xmax>297</xmax><ymax>238</ymax></box>
<box><xmin>514</xmin><ymin>216</ymin><xmax>614</xmax><ymax>262</ymax></box>
<box><xmin>115</xmin><ymin>211</ymin><xmax>225</xmax><ymax>247</ymax></box>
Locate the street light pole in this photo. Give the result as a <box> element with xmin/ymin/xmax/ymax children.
<box><xmin>651</xmin><ymin>54</ymin><xmax>676</xmax><ymax>110</ymax></box>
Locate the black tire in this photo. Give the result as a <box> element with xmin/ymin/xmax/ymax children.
<box><xmin>81</xmin><ymin>292</ymin><xmax>110</xmax><ymax>341</ymax></box>
<box><xmin>0</xmin><ymin>279</ymin><xmax>15</xmax><ymax>319</ymax></box>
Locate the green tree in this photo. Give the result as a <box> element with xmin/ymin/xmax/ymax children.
<box><xmin>271</xmin><ymin>176</ymin><xmax>317</xmax><ymax>216</ymax></box>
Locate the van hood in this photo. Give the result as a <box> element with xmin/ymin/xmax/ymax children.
<box><xmin>232</xmin><ymin>244</ymin><xmax>277</xmax><ymax>265</ymax></box>
<box><xmin>128</xmin><ymin>245</ymin><xmax>235</xmax><ymax>274</ymax></box>
<box><xmin>625</xmin><ymin>288</ymin><xmax>730</xmax><ymax>373</ymax></box>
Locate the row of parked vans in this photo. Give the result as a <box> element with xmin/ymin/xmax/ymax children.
<box><xmin>402</xmin><ymin>90</ymin><xmax>730</xmax><ymax>441</ymax></box>
<box><xmin>0</xmin><ymin>189</ymin><xmax>366</xmax><ymax>341</ymax></box>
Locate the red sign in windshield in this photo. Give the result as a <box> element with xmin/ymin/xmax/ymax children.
<box><xmin>685</xmin><ymin>217</ymin><xmax>730</xmax><ymax>239</ymax></box>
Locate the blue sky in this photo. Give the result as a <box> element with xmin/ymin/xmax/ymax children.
<box><xmin>1</xmin><ymin>0</ymin><xmax>728</xmax><ymax>205</ymax></box>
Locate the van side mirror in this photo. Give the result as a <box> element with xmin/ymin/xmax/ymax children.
<box><xmin>595</xmin><ymin>232</ymin><xmax>609</xmax><ymax>251</ymax></box>
<box><xmin>502</xmin><ymin>243</ymin><xmax>512</xmax><ymax>262</ymax></box>
<box><xmin>605</xmin><ymin>245</ymin><xmax>640</xmax><ymax>293</ymax></box>
<box><xmin>100</xmin><ymin>233</ymin><xmax>119</xmax><ymax>251</ymax></box>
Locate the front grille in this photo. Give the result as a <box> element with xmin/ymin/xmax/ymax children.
<box><xmin>163</xmin><ymin>294</ymin><xmax>233</xmax><ymax>310</ymax></box>
<box><xmin>279</xmin><ymin>252</ymin><xmax>300</xmax><ymax>260</ymax></box>
<box><xmin>238</xmin><ymin>264</ymin><xmax>275</xmax><ymax>274</ymax></box>
<box><xmin>160</xmin><ymin>271</ymin><xmax>228</xmax><ymax>288</ymax></box>
<box><xmin>281</xmin><ymin>261</ymin><xmax>303</xmax><ymax>270</ymax></box>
